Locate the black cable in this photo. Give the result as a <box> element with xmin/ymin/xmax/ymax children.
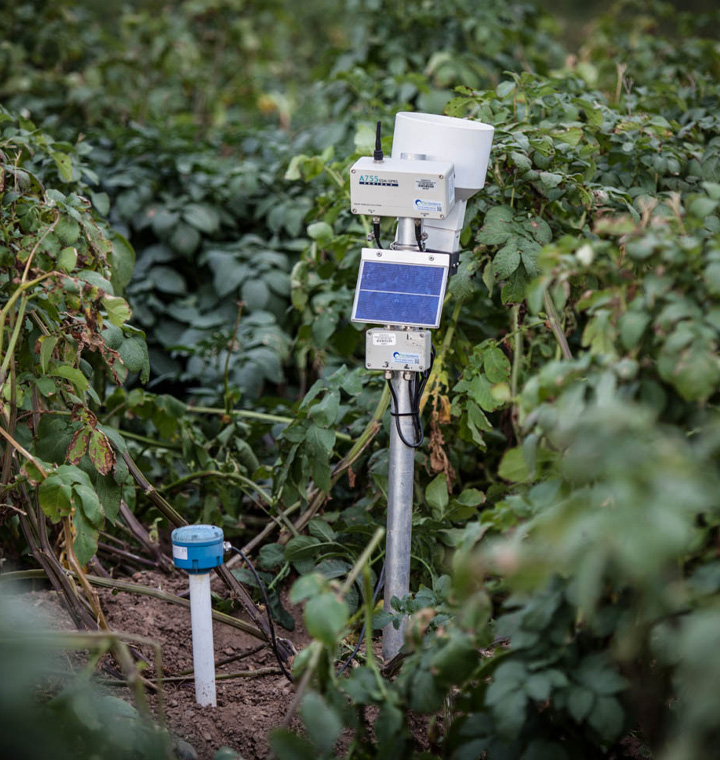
<box><xmin>414</xmin><ymin>220</ymin><xmax>425</xmax><ymax>251</ymax></box>
<box><xmin>387</xmin><ymin>345</ymin><xmax>435</xmax><ymax>449</ymax></box>
<box><xmin>373</xmin><ymin>221</ymin><xmax>384</xmax><ymax>249</ymax></box>
<box><xmin>337</xmin><ymin>563</ymin><xmax>385</xmax><ymax>677</ymax></box>
<box><xmin>228</xmin><ymin>546</ymin><xmax>293</xmax><ymax>682</ymax></box>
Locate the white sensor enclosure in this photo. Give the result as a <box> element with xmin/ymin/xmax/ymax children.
<box><xmin>350</xmin><ymin>156</ymin><xmax>455</xmax><ymax>220</ymax></box>
<box><xmin>392</xmin><ymin>112</ymin><xmax>494</xmax><ymax>253</ymax></box>
<box><xmin>366</xmin><ymin>328</ymin><xmax>432</xmax><ymax>372</ymax></box>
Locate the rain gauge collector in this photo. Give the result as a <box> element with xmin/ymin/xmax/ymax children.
<box><xmin>348</xmin><ymin>112</ymin><xmax>494</xmax><ymax>659</ymax></box>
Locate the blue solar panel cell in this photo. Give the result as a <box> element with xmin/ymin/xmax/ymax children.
<box><xmin>354</xmin><ymin>291</ymin><xmax>441</xmax><ymax>326</ymax></box>
<box><xmin>352</xmin><ymin>257</ymin><xmax>448</xmax><ymax>328</ymax></box>
<box><xmin>360</xmin><ymin>262</ymin><xmax>445</xmax><ymax>296</ymax></box>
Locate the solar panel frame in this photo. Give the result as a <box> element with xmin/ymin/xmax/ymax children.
<box><xmin>351</xmin><ymin>248</ymin><xmax>450</xmax><ymax>329</ymax></box>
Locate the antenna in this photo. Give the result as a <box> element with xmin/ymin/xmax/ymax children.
<box><xmin>373</xmin><ymin>120</ymin><xmax>384</xmax><ymax>162</ymax></box>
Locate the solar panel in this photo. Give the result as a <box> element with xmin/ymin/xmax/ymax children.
<box><xmin>351</xmin><ymin>249</ymin><xmax>449</xmax><ymax>328</ymax></box>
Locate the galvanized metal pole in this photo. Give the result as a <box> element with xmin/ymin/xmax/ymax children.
<box><xmin>382</xmin><ymin>217</ymin><xmax>420</xmax><ymax>660</ymax></box>
<box><xmin>383</xmin><ymin>371</ymin><xmax>416</xmax><ymax>659</ymax></box>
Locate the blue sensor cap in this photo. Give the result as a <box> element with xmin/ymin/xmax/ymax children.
<box><xmin>171</xmin><ymin>525</ymin><xmax>225</xmax><ymax>574</ymax></box>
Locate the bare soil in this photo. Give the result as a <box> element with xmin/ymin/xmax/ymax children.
<box><xmin>19</xmin><ymin>569</ymin><xmax>311</xmax><ymax>760</ymax></box>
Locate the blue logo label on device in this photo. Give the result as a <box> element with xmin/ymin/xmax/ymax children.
<box><xmin>393</xmin><ymin>351</ymin><xmax>420</xmax><ymax>365</ymax></box>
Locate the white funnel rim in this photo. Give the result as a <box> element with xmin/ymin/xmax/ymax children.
<box><xmin>395</xmin><ymin>111</ymin><xmax>494</xmax><ymax>133</ymax></box>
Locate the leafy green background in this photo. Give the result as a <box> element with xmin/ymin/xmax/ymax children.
<box><xmin>1</xmin><ymin>0</ymin><xmax>720</xmax><ymax>758</ymax></box>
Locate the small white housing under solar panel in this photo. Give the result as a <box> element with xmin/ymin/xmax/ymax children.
<box><xmin>351</xmin><ymin>248</ymin><xmax>450</xmax><ymax>329</ymax></box>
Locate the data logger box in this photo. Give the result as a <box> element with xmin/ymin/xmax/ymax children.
<box><xmin>349</xmin><ymin>156</ymin><xmax>455</xmax><ymax>220</ymax></box>
<box><xmin>351</xmin><ymin>248</ymin><xmax>450</xmax><ymax>329</ymax></box>
<box><xmin>365</xmin><ymin>328</ymin><xmax>432</xmax><ymax>372</ymax></box>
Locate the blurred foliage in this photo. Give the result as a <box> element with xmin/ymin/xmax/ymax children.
<box><xmin>0</xmin><ymin>107</ymin><xmax>142</xmax><ymax>562</ymax></box>
<box><xmin>0</xmin><ymin>593</ymin><xmax>172</xmax><ymax>760</ymax></box>
<box><xmin>2</xmin><ymin>0</ymin><xmax>720</xmax><ymax>758</ymax></box>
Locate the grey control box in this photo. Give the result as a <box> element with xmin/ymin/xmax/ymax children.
<box><xmin>365</xmin><ymin>328</ymin><xmax>432</xmax><ymax>372</ymax></box>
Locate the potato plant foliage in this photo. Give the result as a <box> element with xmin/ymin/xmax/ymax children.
<box><xmin>1</xmin><ymin>1</ymin><xmax>720</xmax><ymax>759</ymax></box>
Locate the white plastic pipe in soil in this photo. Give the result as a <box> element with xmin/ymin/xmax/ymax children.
<box><xmin>188</xmin><ymin>572</ymin><xmax>216</xmax><ymax>707</ymax></box>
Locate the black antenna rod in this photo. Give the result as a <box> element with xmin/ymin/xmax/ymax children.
<box><xmin>373</xmin><ymin>120</ymin><xmax>384</xmax><ymax>162</ymax></box>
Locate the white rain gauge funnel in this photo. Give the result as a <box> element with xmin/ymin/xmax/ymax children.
<box><xmin>171</xmin><ymin>525</ymin><xmax>225</xmax><ymax>707</ymax></box>
<box><xmin>391</xmin><ymin>112</ymin><xmax>494</xmax><ymax>254</ymax></box>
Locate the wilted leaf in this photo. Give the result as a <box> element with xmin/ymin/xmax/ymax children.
<box><xmin>88</xmin><ymin>429</ymin><xmax>116</xmax><ymax>476</ymax></box>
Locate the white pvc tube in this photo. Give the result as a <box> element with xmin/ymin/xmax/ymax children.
<box><xmin>188</xmin><ymin>572</ymin><xmax>216</xmax><ymax>707</ymax></box>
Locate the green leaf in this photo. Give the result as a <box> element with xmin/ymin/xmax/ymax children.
<box><xmin>183</xmin><ymin>203</ymin><xmax>220</xmax><ymax>234</ymax></box>
<box><xmin>494</xmin><ymin>241</ymin><xmax>521</xmax><ymax>279</ymax></box>
<box><xmin>308</xmin><ymin>390</ymin><xmax>340</xmax><ymax>427</ymax></box>
<box><xmin>497</xmin><ymin>80</ymin><xmax>516</xmax><ymax>97</ymax></box>
<box><xmin>376</xmin><ymin>702</ymin><xmax>407</xmax><ymax>754</ymax></box>
<box><xmin>78</xmin><ymin>269</ymin><xmax>114</xmax><ymax>294</ymax></box>
<box><xmin>511</xmin><ymin>151</ymin><xmax>532</xmax><ymax>171</ymax></box>
<box><xmin>619</xmin><ymin>311</ymin><xmax>650</xmax><ymax>350</ymax></box>
<box><xmin>73</xmin><ymin>508</ymin><xmax>99</xmax><ymax>565</ymax></box>
<box><xmin>289</xmin><ymin>572</ymin><xmax>326</xmax><ymax>603</ymax></box>
<box><xmin>498</xmin><ymin>447</ymin><xmax>530</xmax><ymax>483</ymax></box>
<box><xmin>102</xmin><ymin>296</ymin><xmax>132</xmax><ymax>327</ymax></box>
<box><xmin>258</xmin><ymin>543</ymin><xmax>285</xmax><ymax>571</ymax></box>
<box><xmin>38</xmin><ymin>475</ymin><xmax>73</xmax><ymax>523</ymax></box>
<box><xmin>91</xmin><ymin>191</ymin><xmax>110</xmax><ymax>216</ymax></box>
<box><xmin>35</xmin><ymin>376</ymin><xmax>57</xmax><ymax>397</ymax></box>
<box><xmin>109</xmin><ymin>233</ymin><xmax>135</xmax><ymax>293</ymax></box>
<box><xmin>577</xmin><ymin>655</ymin><xmax>629</xmax><ymax>696</ymax></box>
<box><xmin>74</xmin><ymin>484</ymin><xmax>104</xmax><ymax>528</ymax></box>
<box><xmin>52</xmin><ymin>151</ymin><xmax>73</xmax><ymax>182</ymax></box>
<box><xmin>169</xmin><ymin>222</ymin><xmax>201</xmax><ymax>256</ymax></box>
<box><xmin>484</xmin><ymin>347</ymin><xmax>511</xmax><ymax>383</ymax></box>
<box><xmin>119</xmin><ymin>337</ymin><xmax>150</xmax><ymax>382</ymax></box>
<box><xmin>468</xmin><ymin>375</ymin><xmax>499</xmax><ymax>412</ymax></box>
<box><xmin>306</xmin><ymin>425</ymin><xmax>335</xmax><ymax>493</ymax></box>
<box><xmin>568</xmin><ymin>686</ymin><xmax>595</xmax><ymax>723</ymax></box>
<box><xmin>300</xmin><ymin>692</ymin><xmax>342</xmax><ymax>753</ymax></box>
<box><xmin>269</xmin><ymin>729</ymin><xmax>316</xmax><ymax>760</ymax></box>
<box><xmin>457</xmin><ymin>488</ymin><xmax>486</xmax><ymax>507</ymax></box>
<box><xmin>50</xmin><ymin>365</ymin><xmax>89</xmax><ymax>393</ymax></box>
<box><xmin>304</xmin><ymin>592</ymin><xmax>348</xmax><ymax>646</ymax></box>
<box><xmin>501</xmin><ymin>267</ymin><xmax>530</xmax><ymax>304</ymax></box>
<box><xmin>705</xmin><ymin>262</ymin><xmax>720</xmax><ymax>296</ymax></box>
<box><xmin>429</xmin><ymin>634</ymin><xmax>478</xmax><ymax>685</ymax></box>
<box><xmin>409</xmin><ymin>668</ymin><xmax>445</xmax><ymax>713</ymax></box>
<box><xmin>241</xmin><ymin>279</ymin><xmax>270</xmax><ymax>311</ymax></box>
<box><xmin>148</xmin><ymin>265</ymin><xmax>187</xmax><ymax>294</ymax></box>
<box><xmin>307</xmin><ymin>518</ymin><xmax>336</xmax><ymax>543</ymax></box>
<box><xmin>39</xmin><ymin>336</ymin><xmax>59</xmax><ymax>374</ymax></box>
<box><xmin>57</xmin><ymin>247</ymin><xmax>77</xmax><ymax>272</ymax></box>
<box><xmin>312</xmin><ymin>311</ymin><xmax>336</xmax><ymax>347</ymax></box>
<box><xmin>343</xmin><ymin>666</ymin><xmax>383</xmax><ymax>704</ymax></box>
<box><xmin>307</xmin><ymin>222</ymin><xmax>333</xmax><ymax>241</ymax></box>
<box><xmin>94</xmin><ymin>471</ymin><xmax>122</xmax><ymax>524</ymax></box>
<box><xmin>486</xmin><ymin>661</ymin><xmax>527</xmax><ymax>706</ymax></box>
<box><xmin>426</xmin><ymin>474</ymin><xmax>449</xmax><ymax>514</ymax></box>
<box><xmin>285</xmin><ymin>536</ymin><xmax>322</xmax><ymax>563</ymax></box>
<box><xmin>659</xmin><ymin>339</ymin><xmax>720</xmax><ymax>402</ymax></box>
<box><xmin>525</xmin><ymin>672</ymin><xmax>553</xmax><ymax>702</ymax></box>
<box><xmin>587</xmin><ymin>696</ymin><xmax>624</xmax><ymax>742</ymax></box>
<box><xmin>552</xmin><ymin>127</ymin><xmax>584</xmax><ymax>147</ymax></box>
<box><xmin>493</xmin><ymin>689</ymin><xmax>528</xmax><ymax>741</ymax></box>
<box><xmin>478</xmin><ymin>206</ymin><xmax>514</xmax><ymax>245</ymax></box>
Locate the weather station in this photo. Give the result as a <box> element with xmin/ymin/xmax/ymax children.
<box><xmin>349</xmin><ymin>112</ymin><xmax>494</xmax><ymax>659</ymax></box>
